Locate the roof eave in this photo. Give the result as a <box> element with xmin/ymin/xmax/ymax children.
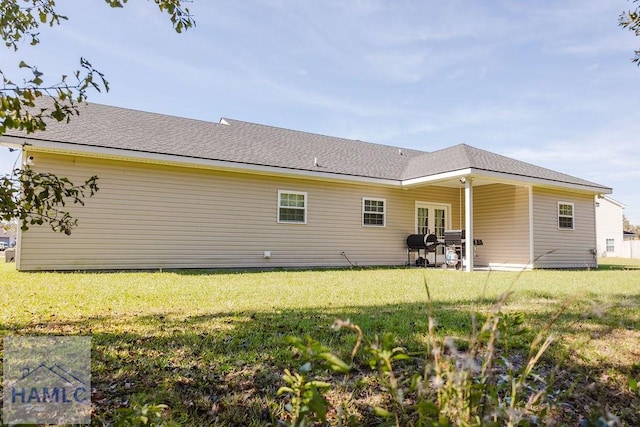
<box><xmin>401</xmin><ymin>169</ymin><xmax>473</xmax><ymax>187</ymax></box>
<box><xmin>2</xmin><ymin>135</ymin><xmax>611</xmax><ymax>194</ymax></box>
<box><xmin>600</xmin><ymin>195</ymin><xmax>626</xmax><ymax>208</ymax></box>
<box><xmin>1</xmin><ymin>135</ymin><xmax>402</xmax><ymax>187</ymax></box>
<box><xmin>401</xmin><ymin>168</ymin><xmax>611</xmax><ymax>194</ymax></box>
<box><xmin>471</xmin><ymin>169</ymin><xmax>612</xmax><ymax>194</ymax></box>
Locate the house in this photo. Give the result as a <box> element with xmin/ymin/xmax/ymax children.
<box><xmin>0</xmin><ymin>103</ymin><xmax>612</xmax><ymax>271</ymax></box>
<box><xmin>0</xmin><ymin>222</ymin><xmax>17</xmax><ymax>247</ymax></box>
<box><xmin>595</xmin><ymin>196</ymin><xmax>625</xmax><ymax>257</ymax></box>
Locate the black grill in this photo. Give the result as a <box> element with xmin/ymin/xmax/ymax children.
<box><xmin>407</xmin><ymin>230</ymin><xmax>483</xmax><ymax>269</ymax></box>
<box><xmin>406</xmin><ymin>233</ymin><xmax>438</xmax><ymax>249</ymax></box>
<box><xmin>406</xmin><ymin>233</ymin><xmax>440</xmax><ymax>267</ymax></box>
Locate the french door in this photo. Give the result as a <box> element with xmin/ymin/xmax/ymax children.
<box><xmin>415</xmin><ymin>203</ymin><xmax>449</xmax><ymax>263</ymax></box>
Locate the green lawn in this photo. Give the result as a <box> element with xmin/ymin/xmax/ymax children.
<box><xmin>1</xmin><ymin>261</ymin><xmax>639</xmax><ymax>425</ymax></box>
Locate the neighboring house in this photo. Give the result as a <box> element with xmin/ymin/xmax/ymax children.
<box><xmin>0</xmin><ymin>223</ymin><xmax>17</xmax><ymax>247</ymax></box>
<box><xmin>0</xmin><ymin>103</ymin><xmax>612</xmax><ymax>271</ymax></box>
<box><xmin>595</xmin><ymin>196</ymin><xmax>625</xmax><ymax>257</ymax></box>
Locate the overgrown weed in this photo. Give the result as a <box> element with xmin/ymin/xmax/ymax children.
<box><xmin>277</xmin><ymin>278</ymin><xmax>635</xmax><ymax>426</ymax></box>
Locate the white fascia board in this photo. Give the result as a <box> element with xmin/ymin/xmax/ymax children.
<box><xmin>3</xmin><ymin>135</ymin><xmax>401</xmax><ymax>187</ymax></box>
<box><xmin>401</xmin><ymin>169</ymin><xmax>473</xmax><ymax>187</ymax></box>
<box><xmin>471</xmin><ymin>169</ymin><xmax>612</xmax><ymax>194</ymax></box>
<box><xmin>602</xmin><ymin>195</ymin><xmax>626</xmax><ymax>209</ymax></box>
<box><xmin>401</xmin><ymin>167</ymin><xmax>611</xmax><ymax>194</ymax></box>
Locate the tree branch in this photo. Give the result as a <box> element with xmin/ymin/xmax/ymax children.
<box><xmin>1</xmin><ymin>166</ymin><xmax>99</xmax><ymax>234</ymax></box>
<box><xmin>620</xmin><ymin>0</ymin><xmax>640</xmax><ymax>65</ymax></box>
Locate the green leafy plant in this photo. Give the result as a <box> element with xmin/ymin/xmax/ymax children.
<box><xmin>278</xmin><ymin>285</ymin><xmax>566</xmax><ymax>426</ymax></box>
<box><xmin>277</xmin><ymin>365</ymin><xmax>333</xmax><ymax>427</ymax></box>
<box><xmin>365</xmin><ymin>331</ymin><xmax>412</xmax><ymax>425</ymax></box>
<box><xmin>276</xmin><ymin>335</ymin><xmax>348</xmax><ymax>426</ymax></box>
<box><xmin>1</xmin><ymin>166</ymin><xmax>98</xmax><ymax>233</ymax></box>
<box><xmin>112</xmin><ymin>399</ymin><xmax>179</xmax><ymax>427</ymax></box>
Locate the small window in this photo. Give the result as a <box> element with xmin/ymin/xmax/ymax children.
<box><xmin>363</xmin><ymin>198</ymin><xmax>386</xmax><ymax>227</ymax></box>
<box><xmin>558</xmin><ymin>202</ymin><xmax>574</xmax><ymax>230</ymax></box>
<box><xmin>606</xmin><ymin>238</ymin><xmax>615</xmax><ymax>252</ymax></box>
<box><xmin>278</xmin><ymin>191</ymin><xmax>307</xmax><ymax>224</ymax></box>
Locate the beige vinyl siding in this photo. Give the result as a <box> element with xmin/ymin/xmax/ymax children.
<box><xmin>472</xmin><ymin>184</ymin><xmax>531</xmax><ymax>268</ymax></box>
<box><xmin>17</xmin><ymin>152</ymin><xmax>461</xmax><ymax>271</ymax></box>
<box><xmin>532</xmin><ymin>188</ymin><xmax>597</xmax><ymax>268</ymax></box>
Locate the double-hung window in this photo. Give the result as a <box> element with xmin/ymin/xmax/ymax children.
<box><xmin>558</xmin><ymin>202</ymin><xmax>574</xmax><ymax>230</ymax></box>
<box><xmin>606</xmin><ymin>238</ymin><xmax>615</xmax><ymax>252</ymax></box>
<box><xmin>278</xmin><ymin>191</ymin><xmax>307</xmax><ymax>224</ymax></box>
<box><xmin>363</xmin><ymin>198</ymin><xmax>386</xmax><ymax>227</ymax></box>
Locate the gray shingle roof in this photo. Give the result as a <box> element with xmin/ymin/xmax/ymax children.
<box><xmin>5</xmin><ymin>102</ymin><xmax>610</xmax><ymax>191</ymax></box>
<box><xmin>402</xmin><ymin>144</ymin><xmax>608</xmax><ymax>189</ymax></box>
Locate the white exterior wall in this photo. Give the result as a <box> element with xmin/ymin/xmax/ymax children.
<box><xmin>595</xmin><ymin>196</ymin><xmax>624</xmax><ymax>257</ymax></box>
<box><xmin>17</xmin><ymin>152</ymin><xmax>464</xmax><ymax>271</ymax></box>
<box><xmin>532</xmin><ymin>188</ymin><xmax>597</xmax><ymax>268</ymax></box>
<box><xmin>621</xmin><ymin>240</ymin><xmax>640</xmax><ymax>259</ymax></box>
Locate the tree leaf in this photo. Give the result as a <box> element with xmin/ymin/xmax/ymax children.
<box><xmin>317</xmin><ymin>352</ymin><xmax>350</xmax><ymax>373</ymax></box>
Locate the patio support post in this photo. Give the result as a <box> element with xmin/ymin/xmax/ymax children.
<box><xmin>465</xmin><ymin>178</ymin><xmax>474</xmax><ymax>272</ymax></box>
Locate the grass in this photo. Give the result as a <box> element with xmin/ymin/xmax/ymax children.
<box><xmin>1</xmin><ymin>261</ymin><xmax>639</xmax><ymax>425</ymax></box>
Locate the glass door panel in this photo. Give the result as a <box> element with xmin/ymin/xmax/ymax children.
<box><xmin>415</xmin><ymin>204</ymin><xmax>449</xmax><ymax>264</ymax></box>
<box><xmin>434</xmin><ymin>209</ymin><xmax>446</xmax><ymax>256</ymax></box>
<box><xmin>417</xmin><ymin>207</ymin><xmax>429</xmax><ymax>235</ymax></box>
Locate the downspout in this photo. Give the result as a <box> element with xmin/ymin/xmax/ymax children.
<box><xmin>465</xmin><ymin>178</ymin><xmax>473</xmax><ymax>272</ymax></box>
<box><xmin>528</xmin><ymin>186</ymin><xmax>534</xmax><ymax>269</ymax></box>
<box><xmin>14</xmin><ymin>149</ymin><xmax>26</xmax><ymax>271</ymax></box>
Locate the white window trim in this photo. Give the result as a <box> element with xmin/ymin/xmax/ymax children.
<box><xmin>557</xmin><ymin>201</ymin><xmax>575</xmax><ymax>230</ymax></box>
<box><xmin>414</xmin><ymin>201</ymin><xmax>452</xmax><ymax>234</ymax></box>
<box><xmin>278</xmin><ymin>190</ymin><xmax>307</xmax><ymax>224</ymax></box>
<box><xmin>362</xmin><ymin>197</ymin><xmax>386</xmax><ymax>227</ymax></box>
<box><xmin>606</xmin><ymin>238</ymin><xmax>615</xmax><ymax>252</ymax></box>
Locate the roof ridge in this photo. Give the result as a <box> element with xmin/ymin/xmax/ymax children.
<box><xmin>401</xmin><ymin>143</ymin><xmax>471</xmax><ymax>175</ymax></box>
<box><xmin>80</xmin><ymin>101</ymin><xmax>222</xmax><ymax>126</ymax></box>
<box><xmin>458</xmin><ymin>143</ymin><xmax>474</xmax><ymax>166</ymax></box>
<box><xmin>220</xmin><ymin>117</ymin><xmax>428</xmax><ymax>154</ymax></box>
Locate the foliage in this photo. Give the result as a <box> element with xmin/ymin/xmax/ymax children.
<box><xmin>622</xmin><ymin>214</ymin><xmax>640</xmax><ymax>237</ymax></box>
<box><xmin>276</xmin><ymin>335</ymin><xmax>353</xmax><ymax>425</ymax></box>
<box><xmin>112</xmin><ymin>398</ymin><xmax>179</xmax><ymax>427</ymax></box>
<box><xmin>277</xmin><ymin>365</ymin><xmax>332</xmax><ymax>427</ymax></box>
<box><xmin>0</xmin><ymin>0</ymin><xmax>193</xmax><ymax>232</ymax></box>
<box><xmin>620</xmin><ymin>0</ymin><xmax>640</xmax><ymax>65</ymax></box>
<box><xmin>278</xmin><ymin>287</ymin><xmax>563</xmax><ymax>427</ymax></box>
<box><xmin>0</xmin><ymin>0</ymin><xmax>194</xmax><ymax>134</ymax></box>
<box><xmin>1</xmin><ymin>217</ymin><xmax>17</xmax><ymax>232</ymax></box>
<box><xmin>0</xmin><ymin>166</ymin><xmax>98</xmax><ymax>233</ymax></box>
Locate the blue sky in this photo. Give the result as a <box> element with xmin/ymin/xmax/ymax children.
<box><xmin>2</xmin><ymin>0</ymin><xmax>640</xmax><ymax>223</ymax></box>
